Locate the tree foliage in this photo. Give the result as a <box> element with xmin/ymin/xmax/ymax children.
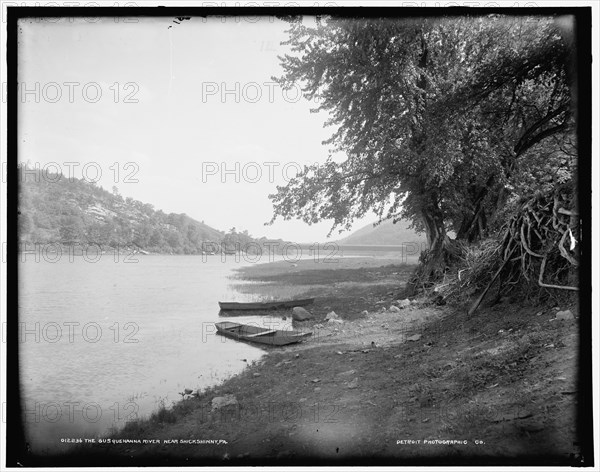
<box><xmin>269</xmin><ymin>14</ymin><xmax>576</xmax><ymax>264</ymax></box>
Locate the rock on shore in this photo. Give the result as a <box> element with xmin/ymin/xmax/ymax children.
<box><xmin>292</xmin><ymin>307</ymin><xmax>313</xmax><ymax>321</ymax></box>
<box><xmin>211</xmin><ymin>394</ymin><xmax>238</xmax><ymax>411</ymax></box>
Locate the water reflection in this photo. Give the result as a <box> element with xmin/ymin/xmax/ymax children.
<box><xmin>18</xmin><ymin>255</ymin><xmax>288</xmax><ymax>453</ymax></box>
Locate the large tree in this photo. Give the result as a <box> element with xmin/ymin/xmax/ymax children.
<box><xmin>269</xmin><ymin>14</ymin><xmax>575</xmax><ymax>283</ymax></box>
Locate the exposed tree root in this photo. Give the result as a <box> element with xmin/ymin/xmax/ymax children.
<box><xmin>420</xmin><ymin>183</ymin><xmax>579</xmax><ymax>311</ymax></box>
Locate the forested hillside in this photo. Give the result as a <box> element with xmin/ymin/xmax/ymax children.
<box><xmin>338</xmin><ymin>219</ymin><xmax>427</xmax><ymax>246</ymax></box>
<box><xmin>17</xmin><ymin>165</ymin><xmax>285</xmax><ymax>255</ymax></box>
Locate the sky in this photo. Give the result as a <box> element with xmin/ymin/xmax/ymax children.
<box><xmin>17</xmin><ymin>15</ymin><xmax>377</xmax><ymax>243</ymax></box>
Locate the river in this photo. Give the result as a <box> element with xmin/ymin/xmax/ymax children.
<box><xmin>17</xmin><ymin>253</ymin><xmax>293</xmax><ymax>454</ymax></box>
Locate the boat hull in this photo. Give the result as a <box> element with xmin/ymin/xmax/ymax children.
<box><xmin>218</xmin><ymin>298</ymin><xmax>315</xmax><ymax>311</ymax></box>
<box><xmin>215</xmin><ymin>322</ymin><xmax>312</xmax><ymax>346</ymax></box>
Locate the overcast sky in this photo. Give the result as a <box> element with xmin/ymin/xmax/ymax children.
<box><xmin>18</xmin><ymin>15</ymin><xmax>377</xmax><ymax>243</ymax></box>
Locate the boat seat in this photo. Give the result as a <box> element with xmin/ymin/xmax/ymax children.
<box><xmin>244</xmin><ymin>329</ymin><xmax>278</xmax><ymax>338</ymax></box>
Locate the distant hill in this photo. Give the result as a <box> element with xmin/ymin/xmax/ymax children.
<box><xmin>337</xmin><ymin>219</ymin><xmax>427</xmax><ymax>246</ymax></box>
<box><xmin>17</xmin><ymin>165</ymin><xmax>287</xmax><ymax>255</ymax></box>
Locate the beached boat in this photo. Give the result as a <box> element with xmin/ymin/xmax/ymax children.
<box><xmin>218</xmin><ymin>298</ymin><xmax>315</xmax><ymax>311</ymax></box>
<box><xmin>215</xmin><ymin>321</ymin><xmax>312</xmax><ymax>346</ymax></box>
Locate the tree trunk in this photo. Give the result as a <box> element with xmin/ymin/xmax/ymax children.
<box><xmin>455</xmin><ymin>175</ymin><xmax>498</xmax><ymax>242</ymax></box>
<box><xmin>407</xmin><ymin>204</ymin><xmax>458</xmax><ymax>296</ymax></box>
<box><xmin>405</xmin><ymin>31</ymin><xmax>460</xmax><ymax>295</ymax></box>
<box><xmin>422</xmin><ymin>207</ymin><xmax>445</xmax><ymax>252</ymax></box>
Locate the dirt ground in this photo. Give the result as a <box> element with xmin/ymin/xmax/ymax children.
<box><xmin>55</xmin><ymin>257</ymin><xmax>585</xmax><ymax>466</ymax></box>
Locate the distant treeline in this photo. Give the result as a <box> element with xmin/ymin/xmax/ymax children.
<box><xmin>17</xmin><ymin>165</ymin><xmax>289</xmax><ymax>255</ymax></box>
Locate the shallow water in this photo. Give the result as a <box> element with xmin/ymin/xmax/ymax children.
<box><xmin>17</xmin><ymin>254</ymin><xmax>294</xmax><ymax>454</ymax></box>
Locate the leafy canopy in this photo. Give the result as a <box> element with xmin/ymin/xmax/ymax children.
<box><xmin>269</xmin><ymin>15</ymin><xmax>574</xmax><ymax>242</ymax></box>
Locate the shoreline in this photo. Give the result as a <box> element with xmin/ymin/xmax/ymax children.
<box><xmin>46</xmin><ymin>255</ymin><xmax>580</xmax><ymax>466</ymax></box>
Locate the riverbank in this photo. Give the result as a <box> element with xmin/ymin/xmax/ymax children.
<box><xmin>55</xmin><ymin>256</ymin><xmax>580</xmax><ymax>466</ymax></box>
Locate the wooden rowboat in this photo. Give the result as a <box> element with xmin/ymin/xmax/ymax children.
<box><xmin>215</xmin><ymin>321</ymin><xmax>312</xmax><ymax>346</ymax></box>
<box><xmin>218</xmin><ymin>298</ymin><xmax>315</xmax><ymax>311</ymax></box>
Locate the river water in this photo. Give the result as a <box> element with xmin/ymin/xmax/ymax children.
<box><xmin>18</xmin><ymin>254</ymin><xmax>295</xmax><ymax>454</ymax></box>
